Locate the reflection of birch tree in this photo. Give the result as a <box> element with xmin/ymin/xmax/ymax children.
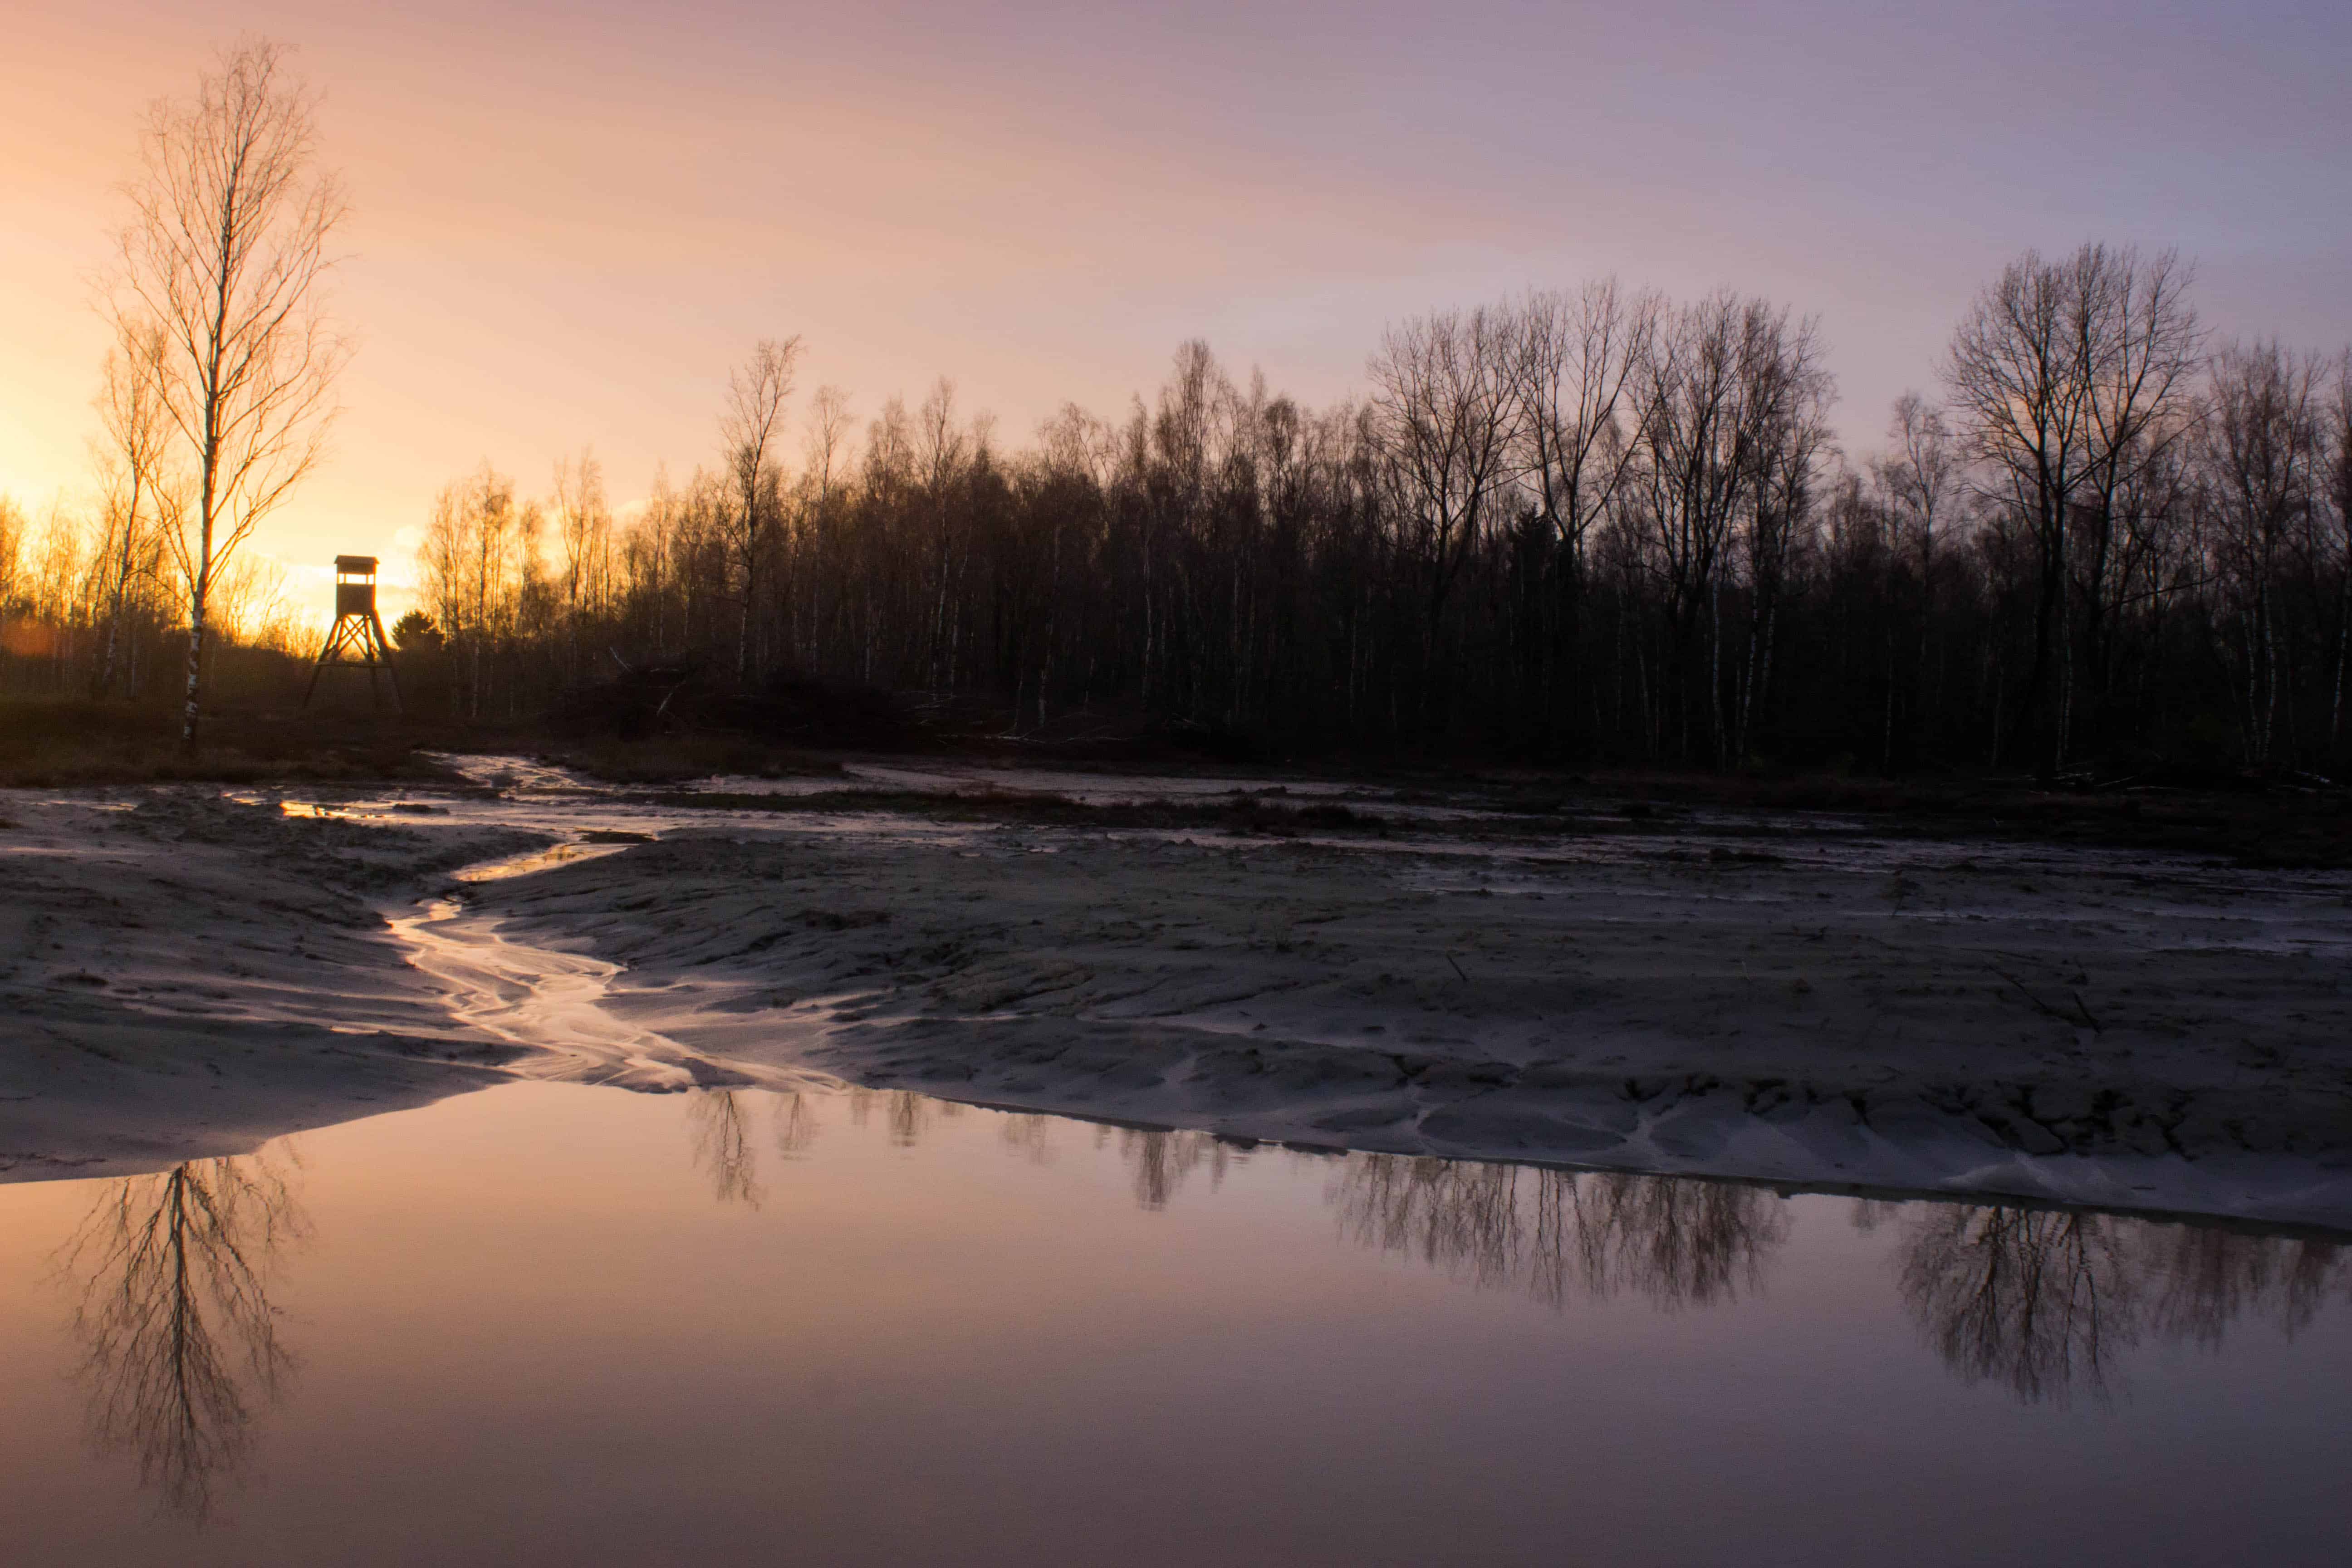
<box><xmin>1108</xmin><ymin>1127</ymin><xmax>1244</xmax><ymax>1211</ymax></box>
<box><xmin>2136</xmin><ymin>1225</ymin><xmax>2344</xmax><ymax>1348</ymax></box>
<box><xmin>772</xmin><ymin>1090</ymin><xmax>818</xmax><ymax>1157</ymax></box>
<box><xmin>999</xmin><ymin>1113</ymin><xmax>1058</xmax><ymax>1166</ymax></box>
<box><xmin>686</xmin><ymin>1088</ymin><xmax>828</xmax><ymax>1204</ymax></box>
<box><xmin>57</xmin><ymin>1153</ymin><xmax>308</xmax><ymax>1522</ymax></box>
<box><xmin>1886</xmin><ymin>1203</ymin><xmax>2349</xmax><ymax>1405</ymax></box>
<box><xmin>1333</xmin><ymin>1158</ymin><xmax>1790</xmax><ymax>1310</ymax></box>
<box><xmin>1898</xmin><ymin>1207</ymin><xmax>2134</xmax><ymax>1405</ymax></box>
<box><xmin>845</xmin><ymin>1087</ymin><xmax>964</xmax><ymax>1148</ymax></box>
<box><xmin>687</xmin><ymin>1091</ymin><xmax>764</xmax><ymax>1208</ymax></box>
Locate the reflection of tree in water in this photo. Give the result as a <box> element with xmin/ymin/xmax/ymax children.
<box><xmin>687</xmin><ymin>1092</ymin><xmax>764</xmax><ymax>1207</ymax></box>
<box><xmin>844</xmin><ymin>1093</ymin><xmax>1242</xmax><ymax>1205</ymax></box>
<box><xmin>846</xmin><ymin>1087</ymin><xmax>965</xmax><ymax>1147</ymax></box>
<box><xmin>56</xmin><ymin>1152</ymin><xmax>308</xmax><ymax>1524</ymax></box>
<box><xmin>2136</xmin><ymin>1223</ymin><xmax>2345</xmax><ymax>1348</ymax></box>
<box><xmin>772</xmin><ymin>1090</ymin><xmax>819</xmax><ymax>1157</ymax></box>
<box><xmin>1894</xmin><ymin>1206</ymin><xmax>2135</xmax><ymax>1405</ymax></box>
<box><xmin>696</xmin><ymin>1085</ymin><xmax>2352</xmax><ymax>1411</ymax></box>
<box><xmin>1000</xmin><ymin>1112</ymin><xmax>1057</xmax><ymax>1166</ymax></box>
<box><xmin>1882</xmin><ymin>1202</ymin><xmax>2350</xmax><ymax>1406</ymax></box>
<box><xmin>1333</xmin><ymin>1157</ymin><xmax>1791</xmax><ymax>1310</ymax></box>
<box><xmin>1008</xmin><ymin>1115</ymin><xmax>1786</xmax><ymax>1293</ymax></box>
<box><xmin>684</xmin><ymin>1089</ymin><xmax>830</xmax><ymax>1207</ymax></box>
<box><xmin>1101</xmin><ymin>1127</ymin><xmax>1248</xmax><ymax>1210</ymax></box>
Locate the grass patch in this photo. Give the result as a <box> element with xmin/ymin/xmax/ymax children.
<box><xmin>0</xmin><ymin>699</ymin><xmax>460</xmax><ymax>787</ymax></box>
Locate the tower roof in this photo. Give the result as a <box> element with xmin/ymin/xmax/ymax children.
<box><xmin>333</xmin><ymin>555</ymin><xmax>379</xmax><ymax>574</ymax></box>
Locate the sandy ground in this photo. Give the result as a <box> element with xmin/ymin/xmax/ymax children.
<box><xmin>7</xmin><ymin>763</ymin><xmax>2351</xmax><ymax>1227</ymax></box>
<box><xmin>0</xmin><ymin>791</ymin><xmax>542</xmax><ymax>1180</ymax></box>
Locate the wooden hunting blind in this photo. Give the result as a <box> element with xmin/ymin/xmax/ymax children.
<box><xmin>305</xmin><ymin>555</ymin><xmax>402</xmax><ymax>711</ymax></box>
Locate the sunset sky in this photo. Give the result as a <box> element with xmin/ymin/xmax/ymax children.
<box><xmin>6</xmin><ymin>0</ymin><xmax>2349</xmax><ymax>626</ymax></box>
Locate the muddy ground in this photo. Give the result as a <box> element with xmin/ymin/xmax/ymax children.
<box><xmin>5</xmin><ymin>759</ymin><xmax>2349</xmax><ymax>1225</ymax></box>
<box><xmin>476</xmin><ymin>787</ymin><xmax>2352</xmax><ymax>1225</ymax></box>
<box><xmin>0</xmin><ymin>791</ymin><xmax>537</xmax><ymax>1179</ymax></box>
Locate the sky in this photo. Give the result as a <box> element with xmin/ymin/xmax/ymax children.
<box><xmin>5</xmin><ymin>0</ymin><xmax>2349</xmax><ymax>626</ymax></box>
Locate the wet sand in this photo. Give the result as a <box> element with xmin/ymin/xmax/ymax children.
<box><xmin>0</xmin><ymin>791</ymin><xmax>541</xmax><ymax>1180</ymax></box>
<box><xmin>6</xmin><ymin>764</ymin><xmax>2351</xmax><ymax>1225</ymax></box>
<box><xmin>470</xmin><ymin>798</ymin><xmax>2352</xmax><ymax>1227</ymax></box>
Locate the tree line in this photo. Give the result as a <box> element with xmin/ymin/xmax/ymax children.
<box><xmin>11</xmin><ymin>44</ymin><xmax>2349</xmax><ymax>775</ymax></box>
<box><xmin>401</xmin><ymin>255</ymin><xmax>2352</xmax><ymax>777</ymax></box>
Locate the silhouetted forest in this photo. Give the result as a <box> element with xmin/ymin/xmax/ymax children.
<box><xmin>10</xmin><ymin>245</ymin><xmax>2350</xmax><ymax>777</ymax></box>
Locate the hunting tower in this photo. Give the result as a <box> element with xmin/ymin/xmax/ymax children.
<box><xmin>304</xmin><ymin>555</ymin><xmax>402</xmax><ymax>712</ymax></box>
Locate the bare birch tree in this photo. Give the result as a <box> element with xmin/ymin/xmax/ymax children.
<box><xmin>916</xmin><ymin>377</ymin><xmax>972</xmax><ymax>687</ymax></box>
<box><xmin>1945</xmin><ymin>245</ymin><xmax>2199</xmax><ymax>773</ymax></box>
<box><xmin>792</xmin><ymin>386</ymin><xmax>854</xmax><ymax>668</ymax></box>
<box><xmin>107</xmin><ymin>39</ymin><xmax>351</xmax><ymax>746</ymax></box>
<box><xmin>417</xmin><ymin>463</ymin><xmax>519</xmax><ymax>718</ymax></box>
<box><xmin>1369</xmin><ymin>306</ymin><xmax>1523</xmax><ymax>718</ymax></box>
<box><xmin>1871</xmin><ymin>392</ymin><xmax>1963</xmax><ymax>764</ymax></box>
<box><xmin>2200</xmin><ymin>341</ymin><xmax>2324</xmax><ymax>765</ymax></box>
<box><xmin>1515</xmin><ymin>280</ymin><xmax>1659</xmax><ymax>575</ymax></box>
<box><xmin>2070</xmin><ymin>247</ymin><xmax>2203</xmax><ymax>737</ymax></box>
<box><xmin>1624</xmin><ymin>293</ymin><xmax>1827</xmax><ymax>762</ymax></box>
<box><xmin>552</xmin><ymin>447</ymin><xmax>611</xmax><ymax>681</ymax></box>
<box><xmin>1880</xmin><ymin>392</ymin><xmax>1960</xmax><ymax>564</ymax></box>
<box><xmin>804</xmin><ymin>385</ymin><xmax>855</xmax><ymax>503</ymax></box>
<box><xmin>1945</xmin><ymin>251</ymin><xmax>2093</xmax><ymax>773</ymax></box>
<box><xmin>1511</xmin><ymin>281</ymin><xmax>1659</xmax><ymax>738</ymax></box>
<box><xmin>1732</xmin><ymin>311</ymin><xmax>1834</xmax><ymax>763</ymax></box>
<box><xmin>718</xmin><ymin>337</ymin><xmax>802</xmax><ymax>677</ymax></box>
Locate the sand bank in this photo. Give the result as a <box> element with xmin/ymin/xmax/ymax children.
<box><xmin>8</xmin><ymin>770</ymin><xmax>2350</xmax><ymax>1227</ymax></box>
<box><xmin>464</xmin><ymin>795</ymin><xmax>2352</xmax><ymax>1228</ymax></box>
<box><xmin>0</xmin><ymin>790</ymin><xmax>543</xmax><ymax>1180</ymax></box>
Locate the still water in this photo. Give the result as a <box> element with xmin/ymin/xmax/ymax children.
<box><xmin>3</xmin><ymin>1081</ymin><xmax>2345</xmax><ymax>1567</ymax></box>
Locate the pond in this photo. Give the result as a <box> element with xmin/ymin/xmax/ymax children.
<box><xmin>3</xmin><ymin>1080</ymin><xmax>2345</xmax><ymax>1567</ymax></box>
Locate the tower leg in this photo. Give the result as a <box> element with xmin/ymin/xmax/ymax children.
<box><xmin>369</xmin><ymin>612</ymin><xmax>404</xmax><ymax>714</ymax></box>
<box><xmin>304</xmin><ymin>619</ymin><xmax>352</xmax><ymax>708</ymax></box>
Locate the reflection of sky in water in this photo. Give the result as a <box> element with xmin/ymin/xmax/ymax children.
<box><xmin>2</xmin><ymin>1083</ymin><xmax>2346</xmax><ymax>1565</ymax></box>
